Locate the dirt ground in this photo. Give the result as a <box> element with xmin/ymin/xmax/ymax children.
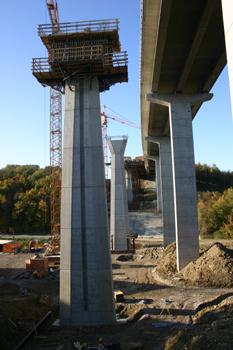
<box><xmin>1</xmin><ymin>239</ymin><xmax>233</xmax><ymax>349</ymax></box>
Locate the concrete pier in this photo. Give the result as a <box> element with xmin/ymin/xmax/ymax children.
<box><xmin>125</xmin><ymin>168</ymin><xmax>133</xmax><ymax>202</ymax></box>
<box><xmin>146</xmin><ymin>155</ymin><xmax>162</xmax><ymax>213</ymax></box>
<box><xmin>146</xmin><ymin>138</ymin><xmax>175</xmax><ymax>246</ymax></box>
<box><xmin>146</xmin><ymin>93</ymin><xmax>212</xmax><ymax>270</ymax></box>
<box><xmin>107</xmin><ymin>136</ymin><xmax>130</xmax><ymax>250</ymax></box>
<box><xmin>60</xmin><ymin>76</ymin><xmax>115</xmax><ymax>326</ymax></box>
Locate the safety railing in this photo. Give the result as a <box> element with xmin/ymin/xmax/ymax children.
<box><xmin>32</xmin><ymin>51</ymin><xmax>128</xmax><ymax>74</ymax></box>
<box><xmin>38</xmin><ymin>18</ymin><xmax>119</xmax><ymax>36</ymax></box>
<box><xmin>104</xmin><ymin>51</ymin><xmax>128</xmax><ymax>67</ymax></box>
<box><xmin>32</xmin><ymin>58</ymin><xmax>50</xmax><ymax>73</ymax></box>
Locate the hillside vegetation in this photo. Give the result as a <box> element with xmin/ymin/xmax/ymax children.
<box><xmin>0</xmin><ymin>165</ymin><xmax>51</xmax><ymax>234</ymax></box>
<box><xmin>0</xmin><ymin>163</ymin><xmax>233</xmax><ymax>237</ymax></box>
<box><xmin>195</xmin><ymin>163</ymin><xmax>233</xmax><ymax>239</ymax></box>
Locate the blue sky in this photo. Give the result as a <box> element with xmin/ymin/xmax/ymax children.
<box><xmin>0</xmin><ymin>0</ymin><xmax>232</xmax><ymax>172</ymax></box>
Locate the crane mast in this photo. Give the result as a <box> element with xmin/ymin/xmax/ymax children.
<box><xmin>46</xmin><ymin>0</ymin><xmax>59</xmax><ymax>25</ymax></box>
<box><xmin>46</xmin><ymin>0</ymin><xmax>62</xmax><ymax>248</ymax></box>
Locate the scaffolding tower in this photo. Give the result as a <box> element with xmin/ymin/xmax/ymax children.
<box><xmin>50</xmin><ymin>88</ymin><xmax>62</xmax><ymax>243</ymax></box>
<box><xmin>46</xmin><ymin>0</ymin><xmax>62</xmax><ymax>250</ymax></box>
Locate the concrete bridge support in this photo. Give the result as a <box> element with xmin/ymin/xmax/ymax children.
<box><xmin>146</xmin><ymin>155</ymin><xmax>162</xmax><ymax>213</ymax></box>
<box><xmin>222</xmin><ymin>0</ymin><xmax>233</xmax><ymax>119</ymax></box>
<box><xmin>125</xmin><ymin>168</ymin><xmax>133</xmax><ymax>202</ymax></box>
<box><xmin>107</xmin><ymin>136</ymin><xmax>130</xmax><ymax>250</ymax></box>
<box><xmin>146</xmin><ymin>138</ymin><xmax>175</xmax><ymax>246</ymax></box>
<box><xmin>60</xmin><ymin>76</ymin><xmax>115</xmax><ymax>326</ymax></box>
<box><xmin>146</xmin><ymin>93</ymin><xmax>213</xmax><ymax>271</ymax></box>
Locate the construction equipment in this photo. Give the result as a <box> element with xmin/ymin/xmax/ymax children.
<box><xmin>159</xmin><ymin>298</ymin><xmax>172</xmax><ymax>316</ymax></box>
<box><xmin>114</xmin><ymin>290</ymin><xmax>124</xmax><ymax>302</ymax></box>
<box><xmin>46</xmin><ymin>0</ymin><xmax>62</xmax><ymax>252</ymax></box>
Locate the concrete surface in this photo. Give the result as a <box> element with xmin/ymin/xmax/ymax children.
<box><xmin>146</xmin><ymin>136</ymin><xmax>175</xmax><ymax>247</ymax></box>
<box><xmin>108</xmin><ymin>136</ymin><xmax>130</xmax><ymax>250</ymax></box>
<box><xmin>146</xmin><ymin>155</ymin><xmax>162</xmax><ymax>213</ymax></box>
<box><xmin>125</xmin><ymin>168</ymin><xmax>133</xmax><ymax>202</ymax></box>
<box><xmin>60</xmin><ymin>76</ymin><xmax>115</xmax><ymax>326</ymax></box>
<box><xmin>129</xmin><ymin>211</ymin><xmax>163</xmax><ymax>238</ymax></box>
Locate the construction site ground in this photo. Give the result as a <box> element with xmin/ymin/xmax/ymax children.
<box><xmin>1</xmin><ymin>232</ymin><xmax>233</xmax><ymax>350</ymax></box>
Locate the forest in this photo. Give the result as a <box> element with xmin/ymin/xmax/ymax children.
<box><xmin>0</xmin><ymin>163</ymin><xmax>233</xmax><ymax>237</ymax></box>
<box><xmin>195</xmin><ymin>163</ymin><xmax>233</xmax><ymax>238</ymax></box>
<box><xmin>0</xmin><ymin>165</ymin><xmax>51</xmax><ymax>234</ymax></box>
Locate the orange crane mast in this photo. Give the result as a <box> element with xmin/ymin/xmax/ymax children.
<box><xmin>46</xmin><ymin>0</ymin><xmax>62</xmax><ymax>247</ymax></box>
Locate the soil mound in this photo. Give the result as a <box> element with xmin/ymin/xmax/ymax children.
<box><xmin>177</xmin><ymin>242</ymin><xmax>233</xmax><ymax>287</ymax></box>
<box><xmin>155</xmin><ymin>242</ymin><xmax>177</xmax><ymax>276</ymax></box>
<box><xmin>155</xmin><ymin>242</ymin><xmax>233</xmax><ymax>288</ymax></box>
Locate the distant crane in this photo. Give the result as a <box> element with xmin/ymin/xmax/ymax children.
<box><xmin>46</xmin><ymin>0</ymin><xmax>62</xmax><ymax>248</ymax></box>
<box><xmin>101</xmin><ymin>105</ymin><xmax>140</xmax><ymax>198</ymax></box>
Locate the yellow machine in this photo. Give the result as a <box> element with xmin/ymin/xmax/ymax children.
<box><xmin>114</xmin><ymin>290</ymin><xmax>124</xmax><ymax>302</ymax></box>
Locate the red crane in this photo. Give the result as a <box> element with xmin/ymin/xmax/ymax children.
<box><xmin>46</xmin><ymin>0</ymin><xmax>62</xmax><ymax>247</ymax></box>
<box><xmin>101</xmin><ymin>105</ymin><xmax>140</xmax><ymax>198</ymax></box>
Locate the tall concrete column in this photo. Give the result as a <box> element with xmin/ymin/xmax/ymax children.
<box><xmin>60</xmin><ymin>76</ymin><xmax>115</xmax><ymax>326</ymax></box>
<box><xmin>221</xmin><ymin>0</ymin><xmax>233</xmax><ymax>118</ymax></box>
<box><xmin>107</xmin><ymin>136</ymin><xmax>130</xmax><ymax>250</ymax></box>
<box><xmin>146</xmin><ymin>155</ymin><xmax>162</xmax><ymax>213</ymax></box>
<box><xmin>125</xmin><ymin>168</ymin><xmax>133</xmax><ymax>202</ymax></box>
<box><xmin>146</xmin><ymin>138</ymin><xmax>175</xmax><ymax>245</ymax></box>
<box><xmin>146</xmin><ymin>93</ymin><xmax>212</xmax><ymax>270</ymax></box>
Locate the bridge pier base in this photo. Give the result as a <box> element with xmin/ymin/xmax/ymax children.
<box><xmin>146</xmin><ymin>93</ymin><xmax>213</xmax><ymax>271</ymax></box>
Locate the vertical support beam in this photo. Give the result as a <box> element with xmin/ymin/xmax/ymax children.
<box><xmin>107</xmin><ymin>136</ymin><xmax>130</xmax><ymax>250</ymax></box>
<box><xmin>154</xmin><ymin>156</ymin><xmax>162</xmax><ymax>213</ymax></box>
<box><xmin>132</xmin><ymin>165</ymin><xmax>139</xmax><ymax>210</ymax></box>
<box><xmin>60</xmin><ymin>76</ymin><xmax>115</xmax><ymax>326</ymax></box>
<box><xmin>221</xmin><ymin>0</ymin><xmax>233</xmax><ymax>119</ymax></box>
<box><xmin>146</xmin><ymin>93</ymin><xmax>213</xmax><ymax>271</ymax></box>
<box><xmin>146</xmin><ymin>138</ymin><xmax>175</xmax><ymax>246</ymax></box>
<box><xmin>145</xmin><ymin>155</ymin><xmax>163</xmax><ymax>214</ymax></box>
<box><xmin>125</xmin><ymin>168</ymin><xmax>133</xmax><ymax>202</ymax></box>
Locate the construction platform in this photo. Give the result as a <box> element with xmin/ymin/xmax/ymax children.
<box><xmin>32</xmin><ymin>19</ymin><xmax>128</xmax><ymax>92</ymax></box>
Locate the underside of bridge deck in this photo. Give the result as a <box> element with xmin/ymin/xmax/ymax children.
<box><xmin>140</xmin><ymin>0</ymin><xmax>226</xmax><ymax>172</ymax></box>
